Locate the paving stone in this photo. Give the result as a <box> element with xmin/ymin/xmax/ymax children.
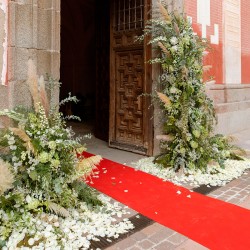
<box><xmin>149</xmin><ymin>228</ymin><xmax>175</xmax><ymax>243</ymax></box>
<box><xmin>224</xmin><ymin>190</ymin><xmax>238</xmax><ymax>196</ymax></box>
<box><xmin>141</xmin><ymin>223</ymin><xmax>168</xmax><ymax>236</ymax></box>
<box><xmin>106</xmin><ymin>238</ymin><xmax>137</xmax><ymax>250</ymax></box>
<box><xmin>131</xmin><ymin>232</ymin><xmax>147</xmax><ymax>241</ymax></box>
<box><xmin>154</xmin><ymin>240</ymin><xmax>177</xmax><ymax>250</ymax></box>
<box><xmin>167</xmin><ymin>233</ymin><xmax>187</xmax><ymax>245</ymax></box>
<box><xmin>137</xmin><ymin>239</ymin><xmax>155</xmax><ymax>249</ymax></box>
<box><xmin>227</xmin><ymin>198</ymin><xmax>241</xmax><ymax>204</ymax></box>
<box><xmin>240</xmin><ymin>195</ymin><xmax>250</xmax><ymax>209</ymax></box>
<box><xmin>128</xmin><ymin>246</ymin><xmax>141</xmax><ymax>250</ymax></box>
<box><xmin>175</xmin><ymin>239</ymin><xmax>208</xmax><ymax>250</ymax></box>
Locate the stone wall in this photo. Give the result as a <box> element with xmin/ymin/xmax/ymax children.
<box><xmin>206</xmin><ymin>83</ymin><xmax>250</xmax><ymax>135</ymax></box>
<box><xmin>0</xmin><ymin>0</ymin><xmax>60</xmax><ymax>127</ymax></box>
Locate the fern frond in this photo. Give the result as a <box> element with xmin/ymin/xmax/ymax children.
<box><xmin>27</xmin><ymin>59</ymin><xmax>40</xmax><ymax>112</ymax></box>
<box><xmin>156</xmin><ymin>91</ymin><xmax>171</xmax><ymax>107</ymax></box>
<box><xmin>77</xmin><ymin>155</ymin><xmax>102</xmax><ymax>179</ymax></box>
<box><xmin>39</xmin><ymin>75</ymin><xmax>50</xmax><ymax>117</ymax></box>
<box><xmin>58</xmin><ymin>93</ymin><xmax>79</xmax><ymax>107</ymax></box>
<box><xmin>0</xmin><ymin>109</ymin><xmax>26</xmax><ymax>123</ymax></box>
<box><xmin>45</xmin><ymin>201</ymin><xmax>70</xmax><ymax>218</ymax></box>
<box><xmin>9</xmin><ymin>127</ymin><xmax>35</xmax><ymax>154</ymax></box>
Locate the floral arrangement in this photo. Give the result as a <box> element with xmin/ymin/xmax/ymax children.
<box><xmin>0</xmin><ymin>60</ymin><xmax>133</xmax><ymax>249</ymax></box>
<box><xmin>133</xmin><ymin>157</ymin><xmax>250</xmax><ymax>187</ymax></box>
<box><xmin>139</xmin><ymin>2</ymin><xmax>243</xmax><ymax>172</ymax></box>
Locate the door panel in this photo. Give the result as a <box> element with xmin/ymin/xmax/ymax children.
<box><xmin>109</xmin><ymin>0</ymin><xmax>152</xmax><ymax>155</ymax></box>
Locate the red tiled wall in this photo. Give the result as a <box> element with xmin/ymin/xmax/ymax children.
<box><xmin>184</xmin><ymin>0</ymin><xmax>223</xmax><ymax>84</ymax></box>
<box><xmin>241</xmin><ymin>0</ymin><xmax>250</xmax><ymax>83</ymax></box>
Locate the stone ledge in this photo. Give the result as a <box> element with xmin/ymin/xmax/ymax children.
<box><xmin>206</xmin><ymin>83</ymin><xmax>250</xmax><ymax>104</ymax></box>
<box><xmin>215</xmin><ymin>108</ymin><xmax>250</xmax><ymax>135</ymax></box>
<box><xmin>215</xmin><ymin>101</ymin><xmax>250</xmax><ymax>114</ymax></box>
<box><xmin>206</xmin><ymin>82</ymin><xmax>250</xmax><ymax>90</ymax></box>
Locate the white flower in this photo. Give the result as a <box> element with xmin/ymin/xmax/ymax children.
<box><xmin>25</xmin><ymin>195</ymin><xmax>32</xmax><ymax>203</ymax></box>
<box><xmin>171</xmin><ymin>45</ymin><xmax>178</xmax><ymax>52</ymax></box>
<box><xmin>9</xmin><ymin>145</ymin><xmax>17</xmax><ymax>151</ymax></box>
<box><xmin>48</xmin><ymin>141</ymin><xmax>57</xmax><ymax>150</ymax></box>
<box><xmin>28</xmin><ymin>238</ymin><xmax>35</xmax><ymax>246</ymax></box>
<box><xmin>38</xmin><ymin>152</ymin><xmax>49</xmax><ymax>163</ymax></box>
<box><xmin>170</xmin><ymin>36</ymin><xmax>178</xmax><ymax>45</ymax></box>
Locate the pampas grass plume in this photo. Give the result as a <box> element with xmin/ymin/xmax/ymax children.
<box><xmin>0</xmin><ymin>159</ymin><xmax>14</xmax><ymax>195</ymax></box>
<box><xmin>27</xmin><ymin>59</ymin><xmax>40</xmax><ymax>113</ymax></box>
<box><xmin>158</xmin><ymin>42</ymin><xmax>171</xmax><ymax>57</ymax></box>
<box><xmin>156</xmin><ymin>91</ymin><xmax>171</xmax><ymax>107</ymax></box>
<box><xmin>158</xmin><ymin>0</ymin><xmax>171</xmax><ymax>21</ymax></box>
<box><xmin>39</xmin><ymin>75</ymin><xmax>50</xmax><ymax>116</ymax></box>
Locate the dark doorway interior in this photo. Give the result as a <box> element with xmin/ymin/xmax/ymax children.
<box><xmin>60</xmin><ymin>0</ymin><xmax>110</xmax><ymax>141</ymax></box>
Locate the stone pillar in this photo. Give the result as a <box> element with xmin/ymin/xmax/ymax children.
<box><xmin>151</xmin><ymin>0</ymin><xmax>185</xmax><ymax>154</ymax></box>
<box><xmin>0</xmin><ymin>0</ymin><xmax>8</xmax><ymax>114</ymax></box>
<box><xmin>0</xmin><ymin>0</ymin><xmax>60</xmax><ymax>125</ymax></box>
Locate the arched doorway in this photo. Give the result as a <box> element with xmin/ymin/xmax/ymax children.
<box><xmin>60</xmin><ymin>0</ymin><xmax>153</xmax><ymax>155</ymax></box>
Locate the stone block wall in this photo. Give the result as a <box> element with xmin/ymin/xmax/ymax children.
<box><xmin>0</xmin><ymin>0</ymin><xmax>60</xmax><ymax>127</ymax></box>
<box><xmin>206</xmin><ymin>83</ymin><xmax>250</xmax><ymax>135</ymax></box>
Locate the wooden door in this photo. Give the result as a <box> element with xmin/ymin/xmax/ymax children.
<box><xmin>109</xmin><ymin>0</ymin><xmax>152</xmax><ymax>155</ymax></box>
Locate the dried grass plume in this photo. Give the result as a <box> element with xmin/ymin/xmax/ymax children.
<box><xmin>158</xmin><ymin>0</ymin><xmax>171</xmax><ymax>21</ymax></box>
<box><xmin>27</xmin><ymin>59</ymin><xmax>49</xmax><ymax>115</ymax></box>
<box><xmin>156</xmin><ymin>91</ymin><xmax>171</xmax><ymax>107</ymax></box>
<box><xmin>0</xmin><ymin>159</ymin><xmax>15</xmax><ymax>195</ymax></box>
<box><xmin>158</xmin><ymin>42</ymin><xmax>171</xmax><ymax>57</ymax></box>
<box><xmin>27</xmin><ymin>59</ymin><xmax>40</xmax><ymax>113</ymax></box>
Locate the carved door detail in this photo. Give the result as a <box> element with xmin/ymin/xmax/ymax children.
<box><xmin>109</xmin><ymin>0</ymin><xmax>152</xmax><ymax>155</ymax></box>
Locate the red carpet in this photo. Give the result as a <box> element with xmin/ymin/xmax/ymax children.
<box><xmin>84</xmin><ymin>152</ymin><xmax>250</xmax><ymax>250</ymax></box>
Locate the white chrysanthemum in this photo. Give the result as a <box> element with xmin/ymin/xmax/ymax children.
<box><xmin>170</xmin><ymin>36</ymin><xmax>178</xmax><ymax>45</ymax></box>
<box><xmin>0</xmin><ymin>159</ymin><xmax>14</xmax><ymax>195</ymax></box>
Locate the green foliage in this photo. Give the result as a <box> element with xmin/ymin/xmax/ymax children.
<box><xmin>71</xmin><ymin>180</ymin><xmax>103</xmax><ymax>207</ymax></box>
<box><xmin>143</xmin><ymin>4</ymin><xmax>238</xmax><ymax>171</ymax></box>
<box><xmin>0</xmin><ymin>62</ymin><xmax>103</xmax><ymax>245</ymax></box>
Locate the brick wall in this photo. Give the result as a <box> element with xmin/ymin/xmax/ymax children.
<box><xmin>241</xmin><ymin>0</ymin><xmax>250</xmax><ymax>83</ymax></box>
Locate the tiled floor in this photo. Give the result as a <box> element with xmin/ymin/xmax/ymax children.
<box><xmin>71</xmin><ymin>122</ymin><xmax>250</xmax><ymax>250</ymax></box>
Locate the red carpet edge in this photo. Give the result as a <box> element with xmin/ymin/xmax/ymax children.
<box><xmin>84</xmin><ymin>152</ymin><xmax>250</xmax><ymax>250</ymax></box>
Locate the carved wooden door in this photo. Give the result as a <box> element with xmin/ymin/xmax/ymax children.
<box><xmin>109</xmin><ymin>0</ymin><xmax>152</xmax><ymax>155</ymax></box>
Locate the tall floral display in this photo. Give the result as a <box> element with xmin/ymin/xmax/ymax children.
<box><xmin>0</xmin><ymin>60</ymin><xmax>133</xmax><ymax>249</ymax></box>
<box><xmin>141</xmin><ymin>3</ymin><xmax>240</xmax><ymax>171</ymax></box>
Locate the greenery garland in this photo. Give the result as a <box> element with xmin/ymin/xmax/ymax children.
<box><xmin>141</xmin><ymin>3</ymin><xmax>241</xmax><ymax>171</ymax></box>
